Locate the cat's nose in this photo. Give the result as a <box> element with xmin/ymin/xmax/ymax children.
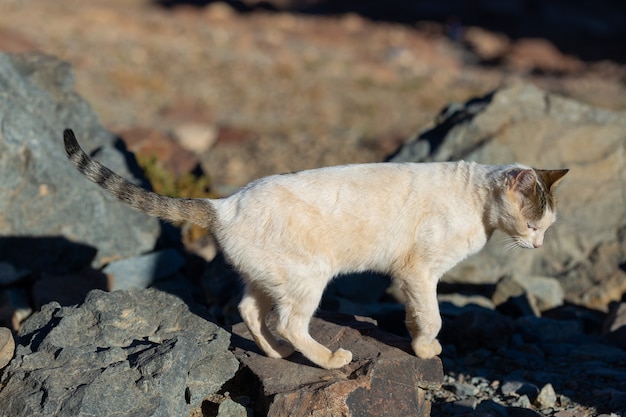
<box><xmin>533</xmin><ymin>241</ymin><xmax>543</xmax><ymax>248</ymax></box>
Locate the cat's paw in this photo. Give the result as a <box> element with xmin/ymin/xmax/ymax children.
<box><xmin>326</xmin><ymin>348</ymin><xmax>353</xmax><ymax>369</ymax></box>
<box><xmin>412</xmin><ymin>339</ymin><xmax>442</xmax><ymax>359</ymax></box>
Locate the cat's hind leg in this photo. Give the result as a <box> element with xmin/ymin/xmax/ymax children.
<box><xmin>275</xmin><ymin>286</ymin><xmax>352</xmax><ymax>370</ymax></box>
<box><xmin>238</xmin><ymin>285</ymin><xmax>294</xmax><ymax>359</ymax></box>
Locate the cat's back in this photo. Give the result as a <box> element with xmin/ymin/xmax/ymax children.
<box><xmin>220</xmin><ymin>160</ymin><xmax>484</xmax><ymax>213</ymax></box>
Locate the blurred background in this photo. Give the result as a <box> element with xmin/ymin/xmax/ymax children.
<box><xmin>1</xmin><ymin>0</ymin><xmax>624</xmax><ymax>194</ymax></box>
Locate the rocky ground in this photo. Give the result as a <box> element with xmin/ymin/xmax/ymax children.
<box><xmin>1</xmin><ymin>1</ymin><xmax>626</xmax><ymax>416</ymax></box>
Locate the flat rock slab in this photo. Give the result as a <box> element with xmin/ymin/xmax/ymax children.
<box><xmin>231</xmin><ymin>312</ymin><xmax>443</xmax><ymax>417</ymax></box>
<box><xmin>0</xmin><ymin>288</ymin><xmax>239</xmax><ymax>417</ymax></box>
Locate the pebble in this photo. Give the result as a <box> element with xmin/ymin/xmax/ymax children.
<box><xmin>0</xmin><ymin>327</ymin><xmax>15</xmax><ymax>369</ymax></box>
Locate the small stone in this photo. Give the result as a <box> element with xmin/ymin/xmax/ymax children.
<box><xmin>171</xmin><ymin>123</ymin><xmax>218</xmax><ymax>154</ymax></box>
<box><xmin>511</xmin><ymin>394</ymin><xmax>532</xmax><ymax>408</ymax></box>
<box><xmin>447</xmin><ymin>382</ymin><xmax>479</xmax><ymax>397</ymax></box>
<box><xmin>535</xmin><ymin>383</ymin><xmax>557</xmax><ymax>409</ymax></box>
<box><xmin>501</xmin><ymin>380</ymin><xmax>539</xmax><ymax>400</ymax></box>
<box><xmin>452</xmin><ymin>397</ymin><xmax>479</xmax><ymax>412</ymax></box>
<box><xmin>0</xmin><ymin>327</ymin><xmax>15</xmax><ymax>369</ymax></box>
<box><xmin>217</xmin><ymin>398</ymin><xmax>248</xmax><ymax>417</ymax></box>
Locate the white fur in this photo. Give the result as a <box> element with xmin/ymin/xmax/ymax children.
<box><xmin>206</xmin><ymin>161</ymin><xmax>560</xmax><ymax>369</ymax></box>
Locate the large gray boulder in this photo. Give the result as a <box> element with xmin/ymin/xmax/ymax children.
<box><xmin>392</xmin><ymin>82</ymin><xmax>626</xmax><ymax>310</ymax></box>
<box><xmin>0</xmin><ymin>289</ymin><xmax>239</xmax><ymax>417</ymax></box>
<box><xmin>0</xmin><ymin>52</ymin><xmax>159</xmax><ymax>268</ymax></box>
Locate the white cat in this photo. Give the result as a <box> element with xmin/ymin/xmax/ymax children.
<box><xmin>64</xmin><ymin>129</ymin><xmax>567</xmax><ymax>369</ymax></box>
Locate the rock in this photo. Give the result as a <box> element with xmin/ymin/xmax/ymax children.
<box><xmin>464</xmin><ymin>26</ymin><xmax>511</xmax><ymax>62</ymax></box>
<box><xmin>516</xmin><ymin>316</ymin><xmax>582</xmax><ymax>344</ymax></box>
<box><xmin>217</xmin><ymin>398</ymin><xmax>249</xmax><ymax>417</ymax></box>
<box><xmin>171</xmin><ymin>123</ymin><xmax>218</xmax><ymax>155</ymax></box>
<box><xmin>494</xmin><ymin>275</ymin><xmax>564</xmax><ymax>314</ymax></box>
<box><xmin>0</xmin><ymin>236</ymin><xmax>98</xmax><ymax>275</ymax></box>
<box><xmin>536</xmin><ymin>383</ymin><xmax>557</xmax><ymax>409</ymax></box>
<box><xmin>103</xmin><ymin>248</ymin><xmax>186</xmax><ymax>291</ymax></box>
<box><xmin>0</xmin><ymin>52</ymin><xmax>160</xmax><ymax>268</ymax></box>
<box><xmin>326</xmin><ymin>272</ymin><xmax>389</xmax><ymax>304</ymax></box>
<box><xmin>0</xmin><ymin>327</ymin><xmax>15</xmax><ymax>369</ymax></box>
<box><xmin>231</xmin><ymin>312</ymin><xmax>443</xmax><ymax>417</ymax></box>
<box><xmin>0</xmin><ymin>288</ymin><xmax>239</xmax><ymax>417</ymax></box>
<box><xmin>603</xmin><ymin>302</ymin><xmax>626</xmax><ymax>348</ymax></box>
<box><xmin>443</xmin><ymin>309</ymin><xmax>515</xmax><ymax>351</ymax></box>
<box><xmin>391</xmin><ymin>82</ymin><xmax>626</xmax><ymax>311</ymax></box>
<box><xmin>447</xmin><ymin>382</ymin><xmax>479</xmax><ymax>397</ymax></box>
<box><xmin>118</xmin><ymin>126</ymin><xmax>203</xmax><ymax>176</ymax></box>
<box><xmin>501</xmin><ymin>380</ymin><xmax>539</xmax><ymax>400</ymax></box>
<box><xmin>506</xmin><ymin>38</ymin><xmax>584</xmax><ymax>74</ymax></box>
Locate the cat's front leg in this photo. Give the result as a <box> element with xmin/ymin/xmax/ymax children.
<box><xmin>399</xmin><ymin>276</ymin><xmax>443</xmax><ymax>359</ymax></box>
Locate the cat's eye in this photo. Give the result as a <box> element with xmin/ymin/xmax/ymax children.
<box><xmin>527</xmin><ymin>223</ymin><xmax>538</xmax><ymax>231</ymax></box>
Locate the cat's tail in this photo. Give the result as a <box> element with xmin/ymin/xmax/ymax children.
<box><xmin>63</xmin><ymin>129</ymin><xmax>216</xmax><ymax>229</ymax></box>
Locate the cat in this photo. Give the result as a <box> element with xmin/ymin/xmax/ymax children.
<box><xmin>63</xmin><ymin>128</ymin><xmax>568</xmax><ymax>370</ymax></box>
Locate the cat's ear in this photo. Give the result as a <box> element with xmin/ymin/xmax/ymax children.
<box><xmin>535</xmin><ymin>169</ymin><xmax>569</xmax><ymax>192</ymax></box>
<box><xmin>507</xmin><ymin>168</ymin><xmax>536</xmax><ymax>193</ymax></box>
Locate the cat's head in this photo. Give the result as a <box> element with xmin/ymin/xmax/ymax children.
<box><xmin>496</xmin><ymin>166</ymin><xmax>568</xmax><ymax>249</ymax></box>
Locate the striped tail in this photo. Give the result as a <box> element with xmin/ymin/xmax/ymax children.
<box><xmin>63</xmin><ymin>129</ymin><xmax>216</xmax><ymax>229</ymax></box>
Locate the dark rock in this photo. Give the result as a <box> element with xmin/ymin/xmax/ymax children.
<box><xmin>567</xmin><ymin>343</ymin><xmax>626</xmax><ymax>362</ymax></box>
<box><xmin>0</xmin><ymin>52</ymin><xmax>160</xmax><ymax>268</ymax></box>
<box><xmin>474</xmin><ymin>399</ymin><xmax>510</xmax><ymax>417</ymax></box>
<box><xmin>32</xmin><ymin>267</ymin><xmax>110</xmax><ymax>309</ymax></box>
<box><xmin>501</xmin><ymin>380</ymin><xmax>540</xmax><ymax>400</ymax></box>
<box><xmin>0</xmin><ymin>262</ymin><xmax>28</xmax><ymax>286</ymax></box>
<box><xmin>602</xmin><ymin>302</ymin><xmax>626</xmax><ymax>348</ymax></box>
<box><xmin>326</xmin><ymin>272</ymin><xmax>390</xmax><ymax>304</ymax></box>
<box><xmin>391</xmin><ymin>82</ymin><xmax>626</xmax><ymax>312</ymax></box>
<box><xmin>516</xmin><ymin>317</ymin><xmax>582</xmax><ymax>344</ymax></box>
<box><xmin>0</xmin><ymin>289</ymin><xmax>238</xmax><ymax>417</ymax></box>
<box><xmin>443</xmin><ymin>309</ymin><xmax>515</xmax><ymax>351</ymax></box>
<box><xmin>496</xmin><ymin>293</ymin><xmax>541</xmax><ymax>319</ymax></box>
<box><xmin>231</xmin><ymin>312</ymin><xmax>443</xmax><ymax>417</ymax></box>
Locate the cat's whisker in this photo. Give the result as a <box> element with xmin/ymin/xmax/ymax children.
<box><xmin>499</xmin><ymin>236</ymin><xmax>522</xmax><ymax>253</ymax></box>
